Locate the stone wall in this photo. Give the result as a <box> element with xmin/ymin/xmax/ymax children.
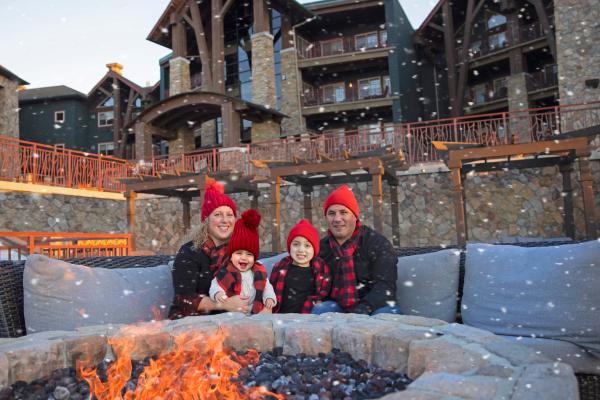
<box><xmin>251</xmin><ymin>32</ymin><xmax>280</xmax><ymax>142</ymax></box>
<box><xmin>279</xmin><ymin>48</ymin><xmax>305</xmax><ymax>136</ymax></box>
<box><xmin>0</xmin><ymin>75</ymin><xmax>19</xmax><ymax>138</ymax></box>
<box><xmin>555</xmin><ymin>0</ymin><xmax>600</xmax><ymax>106</ymax></box>
<box><xmin>168</xmin><ymin>57</ymin><xmax>191</xmax><ymax>97</ymax></box>
<box><xmin>2</xmin><ymin>161</ymin><xmax>598</xmax><ymax>254</ymax></box>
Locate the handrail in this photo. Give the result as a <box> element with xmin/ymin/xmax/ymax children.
<box><xmin>0</xmin><ymin>232</ymin><xmax>132</xmax><ymax>261</ymax></box>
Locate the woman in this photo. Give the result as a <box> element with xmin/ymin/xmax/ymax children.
<box><xmin>170</xmin><ymin>179</ymin><xmax>250</xmax><ymax>317</ymax></box>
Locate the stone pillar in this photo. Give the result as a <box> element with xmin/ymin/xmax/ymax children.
<box><xmin>0</xmin><ymin>75</ymin><xmax>20</xmax><ymax>138</ymax></box>
<box><xmin>169</xmin><ymin>127</ymin><xmax>195</xmax><ymax>156</ymax></box>
<box><xmin>280</xmin><ymin>48</ymin><xmax>305</xmax><ymax>136</ymax></box>
<box><xmin>199</xmin><ymin>82</ymin><xmax>216</xmax><ymax>148</ymax></box>
<box><xmin>169</xmin><ymin>57</ymin><xmax>191</xmax><ymax>96</ymax></box>
<box><xmin>507</xmin><ymin>73</ymin><xmax>530</xmax><ymax>143</ymax></box>
<box><xmin>251</xmin><ymin>32</ymin><xmax>279</xmax><ymax>142</ymax></box>
<box><xmin>134</xmin><ymin>121</ymin><xmax>154</xmax><ymax>162</ymax></box>
<box><xmin>555</xmin><ymin>0</ymin><xmax>600</xmax><ymax>131</ymax></box>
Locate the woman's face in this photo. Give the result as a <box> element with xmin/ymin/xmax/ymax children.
<box><xmin>206</xmin><ymin>206</ymin><xmax>236</xmax><ymax>246</ymax></box>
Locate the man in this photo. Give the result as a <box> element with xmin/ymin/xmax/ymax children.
<box><xmin>312</xmin><ymin>185</ymin><xmax>400</xmax><ymax>315</ymax></box>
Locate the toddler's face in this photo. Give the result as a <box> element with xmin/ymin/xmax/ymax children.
<box><xmin>231</xmin><ymin>250</ymin><xmax>255</xmax><ymax>272</ymax></box>
<box><xmin>289</xmin><ymin>236</ymin><xmax>314</xmax><ymax>267</ymax></box>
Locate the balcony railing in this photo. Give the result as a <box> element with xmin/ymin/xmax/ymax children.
<box><xmin>0</xmin><ymin>232</ymin><xmax>132</xmax><ymax>261</ymax></box>
<box><xmin>303</xmin><ymin>85</ymin><xmax>392</xmax><ymax>107</ymax></box>
<box><xmin>465</xmin><ymin>86</ymin><xmax>508</xmax><ymax>107</ymax></box>
<box><xmin>527</xmin><ymin>69</ymin><xmax>558</xmax><ymax>91</ymax></box>
<box><xmin>297</xmin><ymin>30</ymin><xmax>388</xmax><ymax>59</ymax></box>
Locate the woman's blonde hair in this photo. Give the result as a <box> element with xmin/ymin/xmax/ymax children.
<box><xmin>185</xmin><ymin>220</ymin><xmax>209</xmax><ymax>250</ymax></box>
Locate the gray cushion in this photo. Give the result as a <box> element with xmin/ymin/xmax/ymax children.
<box><xmin>396</xmin><ymin>249</ymin><xmax>461</xmax><ymax>322</ymax></box>
<box><xmin>462</xmin><ymin>241</ymin><xmax>600</xmax><ymax>356</ymax></box>
<box><xmin>24</xmin><ymin>255</ymin><xmax>174</xmax><ymax>333</ymax></box>
<box><xmin>259</xmin><ymin>252</ymin><xmax>288</xmax><ymax>277</ymax></box>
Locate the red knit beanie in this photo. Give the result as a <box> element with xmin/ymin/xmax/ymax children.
<box><xmin>201</xmin><ymin>178</ymin><xmax>237</xmax><ymax>221</ymax></box>
<box><xmin>323</xmin><ymin>185</ymin><xmax>359</xmax><ymax>218</ymax></box>
<box><xmin>228</xmin><ymin>209</ymin><xmax>261</xmax><ymax>259</ymax></box>
<box><xmin>287</xmin><ymin>219</ymin><xmax>320</xmax><ymax>255</ymax></box>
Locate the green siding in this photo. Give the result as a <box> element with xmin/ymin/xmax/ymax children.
<box><xmin>385</xmin><ymin>0</ymin><xmax>420</xmax><ymax>122</ymax></box>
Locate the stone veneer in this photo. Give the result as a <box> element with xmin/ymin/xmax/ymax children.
<box><xmin>251</xmin><ymin>32</ymin><xmax>280</xmax><ymax>142</ymax></box>
<box><xmin>0</xmin><ymin>314</ymin><xmax>579</xmax><ymax>399</ymax></box>
<box><xmin>169</xmin><ymin>57</ymin><xmax>191</xmax><ymax>97</ymax></box>
<box><xmin>168</xmin><ymin>126</ymin><xmax>195</xmax><ymax>156</ymax></box>
<box><xmin>1</xmin><ymin>161</ymin><xmax>598</xmax><ymax>254</ymax></box>
<box><xmin>507</xmin><ymin>73</ymin><xmax>530</xmax><ymax>143</ymax></box>
<box><xmin>0</xmin><ymin>74</ymin><xmax>20</xmax><ymax>139</ymax></box>
<box><xmin>279</xmin><ymin>47</ymin><xmax>305</xmax><ymax>136</ymax></box>
<box><xmin>555</xmin><ymin>0</ymin><xmax>600</xmax><ymax>108</ymax></box>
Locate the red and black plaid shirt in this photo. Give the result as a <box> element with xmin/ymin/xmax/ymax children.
<box><xmin>201</xmin><ymin>238</ymin><xmax>229</xmax><ymax>276</ymax></box>
<box><xmin>327</xmin><ymin>221</ymin><xmax>363</xmax><ymax>310</ymax></box>
<box><xmin>270</xmin><ymin>255</ymin><xmax>332</xmax><ymax>313</ymax></box>
<box><xmin>215</xmin><ymin>261</ymin><xmax>268</xmax><ymax>314</ymax></box>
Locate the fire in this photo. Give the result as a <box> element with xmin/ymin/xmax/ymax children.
<box><xmin>77</xmin><ymin>330</ymin><xmax>284</xmax><ymax>400</ymax></box>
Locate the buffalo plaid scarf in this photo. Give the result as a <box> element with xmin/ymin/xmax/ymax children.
<box><xmin>270</xmin><ymin>256</ymin><xmax>332</xmax><ymax>313</ymax></box>
<box><xmin>328</xmin><ymin>221</ymin><xmax>363</xmax><ymax>310</ymax></box>
<box><xmin>201</xmin><ymin>238</ymin><xmax>229</xmax><ymax>276</ymax></box>
<box><xmin>215</xmin><ymin>261</ymin><xmax>268</xmax><ymax>314</ymax></box>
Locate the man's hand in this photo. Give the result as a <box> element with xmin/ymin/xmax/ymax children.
<box><xmin>222</xmin><ymin>295</ymin><xmax>250</xmax><ymax>314</ymax></box>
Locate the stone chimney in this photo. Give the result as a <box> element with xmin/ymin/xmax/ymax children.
<box><xmin>106</xmin><ymin>63</ymin><xmax>124</xmax><ymax>75</ymax></box>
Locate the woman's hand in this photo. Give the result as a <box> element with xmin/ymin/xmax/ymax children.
<box><xmin>221</xmin><ymin>295</ymin><xmax>250</xmax><ymax>313</ymax></box>
<box><xmin>215</xmin><ymin>292</ymin><xmax>228</xmax><ymax>304</ymax></box>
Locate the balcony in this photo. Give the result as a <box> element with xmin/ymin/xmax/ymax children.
<box><xmin>465</xmin><ymin>84</ymin><xmax>508</xmax><ymax>109</ymax></box>
<box><xmin>527</xmin><ymin>67</ymin><xmax>558</xmax><ymax>92</ymax></box>
<box><xmin>296</xmin><ymin>31</ymin><xmax>390</xmax><ymax>68</ymax></box>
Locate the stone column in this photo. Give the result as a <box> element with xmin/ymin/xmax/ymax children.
<box><xmin>0</xmin><ymin>75</ymin><xmax>19</xmax><ymax>139</ymax></box>
<box><xmin>251</xmin><ymin>32</ymin><xmax>279</xmax><ymax>142</ymax></box>
<box><xmin>507</xmin><ymin>73</ymin><xmax>530</xmax><ymax>143</ymax></box>
<box><xmin>555</xmin><ymin>0</ymin><xmax>600</xmax><ymax>131</ymax></box>
<box><xmin>169</xmin><ymin>57</ymin><xmax>191</xmax><ymax>96</ymax></box>
<box><xmin>280</xmin><ymin>47</ymin><xmax>305</xmax><ymax>136</ymax></box>
<box><xmin>199</xmin><ymin>82</ymin><xmax>216</xmax><ymax>148</ymax></box>
<box><xmin>169</xmin><ymin>127</ymin><xmax>195</xmax><ymax>156</ymax></box>
<box><xmin>134</xmin><ymin>121</ymin><xmax>154</xmax><ymax>163</ymax></box>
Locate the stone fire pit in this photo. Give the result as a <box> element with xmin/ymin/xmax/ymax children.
<box><xmin>0</xmin><ymin>313</ymin><xmax>579</xmax><ymax>399</ymax></box>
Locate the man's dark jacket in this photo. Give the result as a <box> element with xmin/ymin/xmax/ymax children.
<box><xmin>319</xmin><ymin>225</ymin><xmax>397</xmax><ymax>314</ymax></box>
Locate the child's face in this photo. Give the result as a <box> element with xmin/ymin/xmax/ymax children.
<box><xmin>231</xmin><ymin>250</ymin><xmax>255</xmax><ymax>272</ymax></box>
<box><xmin>289</xmin><ymin>236</ymin><xmax>314</xmax><ymax>267</ymax></box>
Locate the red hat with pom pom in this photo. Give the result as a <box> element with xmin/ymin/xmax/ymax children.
<box><xmin>287</xmin><ymin>219</ymin><xmax>320</xmax><ymax>256</ymax></box>
<box><xmin>228</xmin><ymin>209</ymin><xmax>261</xmax><ymax>259</ymax></box>
<box><xmin>201</xmin><ymin>178</ymin><xmax>237</xmax><ymax>221</ymax></box>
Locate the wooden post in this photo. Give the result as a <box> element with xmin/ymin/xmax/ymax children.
<box><xmin>389</xmin><ymin>183</ymin><xmax>400</xmax><ymax>247</ymax></box>
<box><xmin>198</xmin><ymin>175</ymin><xmax>207</xmax><ymax>208</ymax></box>
<box><xmin>253</xmin><ymin>0</ymin><xmax>269</xmax><ymax>33</ymax></box>
<box><xmin>577</xmin><ymin>156</ymin><xmax>598</xmax><ymax>239</ymax></box>
<box><xmin>301</xmin><ymin>186</ymin><xmax>313</xmax><ymax>223</ymax></box>
<box><xmin>451</xmin><ymin>168</ymin><xmax>467</xmax><ymax>247</ymax></box>
<box><xmin>372</xmin><ymin>173</ymin><xmax>384</xmax><ymax>234</ymax></box>
<box><xmin>221</xmin><ymin>101</ymin><xmax>240</xmax><ymax>147</ymax></box>
<box><xmin>211</xmin><ymin>0</ymin><xmax>225</xmax><ymax>93</ymax></box>
<box><xmin>112</xmin><ymin>77</ymin><xmax>121</xmax><ymax>149</ymax></box>
<box><xmin>442</xmin><ymin>0</ymin><xmax>458</xmax><ymax>116</ymax></box>
<box><xmin>559</xmin><ymin>163</ymin><xmax>575</xmax><ymax>239</ymax></box>
<box><xmin>182</xmin><ymin>197</ymin><xmax>191</xmax><ymax>231</ymax></box>
<box><xmin>172</xmin><ymin>18</ymin><xmax>187</xmax><ymax>58</ymax></box>
<box><xmin>271</xmin><ymin>176</ymin><xmax>282</xmax><ymax>252</ymax></box>
<box><xmin>250</xmin><ymin>191</ymin><xmax>259</xmax><ymax>210</ymax></box>
<box><xmin>125</xmin><ymin>191</ymin><xmax>137</xmax><ymax>251</ymax></box>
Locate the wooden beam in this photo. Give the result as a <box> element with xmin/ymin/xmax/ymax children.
<box><xmin>442</xmin><ymin>0</ymin><xmax>459</xmax><ymax>116</ymax></box>
<box><xmin>171</xmin><ymin>18</ymin><xmax>187</xmax><ymax>58</ymax></box>
<box><xmin>221</xmin><ymin>101</ymin><xmax>240</xmax><ymax>147</ymax></box>
<box><xmin>117</xmin><ymin>89</ymin><xmax>138</xmax><ymax>158</ymax></box>
<box><xmin>577</xmin><ymin>155</ymin><xmax>598</xmax><ymax>239</ymax></box>
<box><xmin>460</xmin><ymin>156</ymin><xmax>572</xmax><ymax>173</ymax></box>
<box><xmin>187</xmin><ymin>0</ymin><xmax>213</xmax><ymax>88</ymax></box>
<box><xmin>253</xmin><ymin>0</ymin><xmax>269</xmax><ymax>33</ymax></box>
<box><xmin>301</xmin><ymin>186</ymin><xmax>313</xmax><ymax>223</ymax></box>
<box><xmin>112</xmin><ymin>77</ymin><xmax>121</xmax><ymax>149</ymax></box>
<box><xmin>220</xmin><ymin>0</ymin><xmax>235</xmax><ymax>18</ymax></box>
<box><xmin>250</xmin><ymin>191</ymin><xmax>259</xmax><ymax>210</ymax></box>
<box><xmin>285</xmin><ymin>173</ymin><xmax>372</xmax><ymax>187</ymax></box>
<box><xmin>559</xmin><ymin>163</ymin><xmax>575</xmax><ymax>239</ymax></box>
<box><xmin>125</xmin><ymin>174</ymin><xmax>203</xmax><ymax>192</ymax></box>
<box><xmin>455</xmin><ymin>0</ymin><xmax>476</xmax><ymax>116</ymax></box>
<box><xmin>271</xmin><ymin>176</ymin><xmax>282</xmax><ymax>252</ymax></box>
<box><xmin>211</xmin><ymin>0</ymin><xmax>225</xmax><ymax>93</ymax></box>
<box><xmin>270</xmin><ymin>157</ymin><xmax>381</xmax><ymax>177</ymax></box>
<box><xmin>182</xmin><ymin>197</ymin><xmax>191</xmax><ymax>231</ymax></box>
<box><xmin>390</xmin><ymin>184</ymin><xmax>400</xmax><ymax>247</ymax></box>
<box><xmin>527</xmin><ymin>0</ymin><xmax>557</xmax><ymax>60</ymax></box>
<box><xmin>372</xmin><ymin>172</ymin><xmax>384</xmax><ymax>234</ymax></box>
<box><xmin>125</xmin><ymin>192</ymin><xmax>137</xmax><ymax>251</ymax></box>
<box><xmin>97</xmin><ymin>86</ymin><xmax>112</xmax><ymax>98</ymax></box>
<box><xmin>451</xmin><ymin>168</ymin><xmax>467</xmax><ymax>247</ymax></box>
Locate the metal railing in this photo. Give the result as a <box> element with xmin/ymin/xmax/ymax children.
<box><xmin>0</xmin><ymin>232</ymin><xmax>133</xmax><ymax>261</ymax></box>
<box><xmin>0</xmin><ymin>137</ymin><xmax>137</xmax><ymax>192</ymax></box>
<box><xmin>296</xmin><ymin>31</ymin><xmax>388</xmax><ymax>59</ymax></box>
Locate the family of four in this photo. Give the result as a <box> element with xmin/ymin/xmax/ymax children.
<box><xmin>170</xmin><ymin>179</ymin><xmax>399</xmax><ymax>318</ymax></box>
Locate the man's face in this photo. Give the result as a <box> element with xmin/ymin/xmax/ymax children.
<box><xmin>326</xmin><ymin>204</ymin><xmax>357</xmax><ymax>243</ymax></box>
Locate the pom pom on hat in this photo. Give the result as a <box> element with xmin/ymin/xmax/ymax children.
<box><xmin>228</xmin><ymin>209</ymin><xmax>261</xmax><ymax>259</ymax></box>
<box><xmin>201</xmin><ymin>178</ymin><xmax>237</xmax><ymax>221</ymax></box>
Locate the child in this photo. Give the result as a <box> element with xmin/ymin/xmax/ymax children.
<box><xmin>209</xmin><ymin>209</ymin><xmax>277</xmax><ymax>314</ymax></box>
<box><xmin>270</xmin><ymin>219</ymin><xmax>331</xmax><ymax>313</ymax></box>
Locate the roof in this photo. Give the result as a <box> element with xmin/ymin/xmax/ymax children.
<box><xmin>415</xmin><ymin>0</ymin><xmax>446</xmax><ymax>35</ymax></box>
<box><xmin>0</xmin><ymin>65</ymin><xmax>29</xmax><ymax>85</ymax></box>
<box><xmin>18</xmin><ymin>85</ymin><xmax>86</xmax><ymax>103</ymax></box>
<box><xmin>304</xmin><ymin>0</ymin><xmax>383</xmax><ymax>13</ymax></box>
<box><xmin>87</xmin><ymin>70</ymin><xmax>144</xmax><ymax>99</ymax></box>
<box><xmin>147</xmin><ymin>0</ymin><xmax>314</xmax><ymax>48</ymax></box>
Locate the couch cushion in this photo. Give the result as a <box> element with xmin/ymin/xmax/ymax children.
<box><xmin>396</xmin><ymin>249</ymin><xmax>461</xmax><ymax>322</ymax></box>
<box><xmin>24</xmin><ymin>255</ymin><xmax>174</xmax><ymax>333</ymax></box>
<box><xmin>259</xmin><ymin>252</ymin><xmax>288</xmax><ymax>277</ymax></box>
<box><xmin>501</xmin><ymin>336</ymin><xmax>600</xmax><ymax>374</ymax></box>
<box><xmin>462</xmin><ymin>241</ymin><xmax>600</xmax><ymax>356</ymax></box>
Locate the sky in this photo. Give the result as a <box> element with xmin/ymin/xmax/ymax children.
<box><xmin>1</xmin><ymin>0</ymin><xmax>437</xmax><ymax>94</ymax></box>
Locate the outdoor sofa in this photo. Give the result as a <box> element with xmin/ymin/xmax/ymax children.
<box><xmin>0</xmin><ymin>241</ymin><xmax>598</xmax><ymax>399</ymax></box>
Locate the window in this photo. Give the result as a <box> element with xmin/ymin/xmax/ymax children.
<box><xmin>379</xmin><ymin>30</ymin><xmax>387</xmax><ymax>47</ymax></box>
<box><xmin>54</xmin><ymin>111</ymin><xmax>65</xmax><ymax>123</ymax></box>
<box><xmin>322</xmin><ymin>82</ymin><xmax>345</xmax><ymax>103</ymax></box>
<box><xmin>97</xmin><ymin>142</ymin><xmax>115</xmax><ymax>156</ymax></box>
<box><xmin>101</xmin><ymin>97</ymin><xmax>114</xmax><ymax>107</ymax></box>
<box><xmin>303</xmin><ymin>82</ymin><xmax>317</xmax><ymax>105</ymax></box>
<box><xmin>493</xmin><ymin>78</ymin><xmax>508</xmax><ymax>99</ymax></box>
<box><xmin>321</xmin><ymin>38</ymin><xmax>343</xmax><ymax>56</ymax></box>
<box><xmin>383</xmin><ymin>76</ymin><xmax>391</xmax><ymax>96</ymax></box>
<box><xmin>487</xmin><ymin>14</ymin><xmax>507</xmax><ymax>30</ymax></box>
<box><xmin>98</xmin><ymin>111</ymin><xmax>114</xmax><ymax>127</ymax></box>
<box><xmin>488</xmin><ymin>31</ymin><xmax>508</xmax><ymax>50</ymax></box>
<box><xmin>469</xmin><ymin>40</ymin><xmax>482</xmax><ymax>57</ymax></box>
<box><xmin>355</xmin><ymin>32</ymin><xmax>379</xmax><ymax>50</ymax></box>
<box><xmin>358</xmin><ymin>77</ymin><xmax>382</xmax><ymax>99</ymax></box>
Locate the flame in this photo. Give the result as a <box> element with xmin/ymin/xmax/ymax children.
<box><xmin>77</xmin><ymin>330</ymin><xmax>284</xmax><ymax>400</ymax></box>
